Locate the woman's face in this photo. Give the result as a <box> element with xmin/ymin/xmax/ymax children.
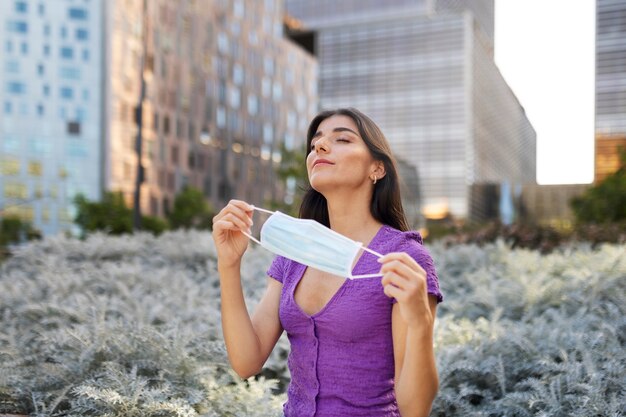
<box><xmin>306</xmin><ymin>115</ymin><xmax>377</xmax><ymax>193</ymax></box>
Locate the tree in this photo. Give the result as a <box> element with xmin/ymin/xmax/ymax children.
<box><xmin>570</xmin><ymin>148</ymin><xmax>626</xmax><ymax>224</ymax></box>
<box><xmin>167</xmin><ymin>186</ymin><xmax>215</xmax><ymax>230</ymax></box>
<box><xmin>272</xmin><ymin>144</ymin><xmax>309</xmax><ymax>216</ymax></box>
<box><xmin>73</xmin><ymin>192</ymin><xmax>169</xmax><ymax>236</ymax></box>
<box><xmin>0</xmin><ymin>216</ymin><xmax>42</xmax><ymax>261</ymax></box>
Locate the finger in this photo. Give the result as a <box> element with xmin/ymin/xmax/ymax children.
<box><xmin>228</xmin><ymin>199</ymin><xmax>254</xmax><ymax>213</ymax></box>
<box><xmin>378</xmin><ymin>252</ymin><xmax>424</xmax><ymax>274</ymax></box>
<box><xmin>381</xmin><ymin>270</ymin><xmax>412</xmax><ymax>290</ymax></box>
<box><xmin>215</xmin><ymin>204</ymin><xmax>253</xmax><ymax>227</ymax></box>
<box><xmin>219</xmin><ymin>213</ymin><xmax>252</xmax><ymax>232</ymax></box>
<box><xmin>383</xmin><ymin>283</ymin><xmax>404</xmax><ymax>300</ymax></box>
<box><xmin>379</xmin><ymin>259</ymin><xmax>418</xmax><ymax>281</ymax></box>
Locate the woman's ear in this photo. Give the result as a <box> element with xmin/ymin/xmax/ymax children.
<box><xmin>372</xmin><ymin>161</ymin><xmax>386</xmax><ymax>179</ymax></box>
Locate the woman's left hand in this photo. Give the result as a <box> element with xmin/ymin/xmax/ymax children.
<box><xmin>379</xmin><ymin>252</ymin><xmax>433</xmax><ymax>328</ymax></box>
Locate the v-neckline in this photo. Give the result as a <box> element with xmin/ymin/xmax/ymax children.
<box><xmin>291</xmin><ymin>225</ymin><xmax>386</xmax><ymax>318</ymax></box>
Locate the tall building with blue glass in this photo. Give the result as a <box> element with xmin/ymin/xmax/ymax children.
<box><xmin>0</xmin><ymin>0</ymin><xmax>104</xmax><ymax>236</ymax></box>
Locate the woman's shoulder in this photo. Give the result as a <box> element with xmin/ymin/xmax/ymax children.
<box><xmin>377</xmin><ymin>224</ymin><xmax>425</xmax><ymax>252</ymax></box>
<box><xmin>266</xmin><ymin>255</ymin><xmax>303</xmax><ymax>284</ymax></box>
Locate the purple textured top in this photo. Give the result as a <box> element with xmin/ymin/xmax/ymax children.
<box><xmin>266</xmin><ymin>224</ymin><xmax>443</xmax><ymax>417</ymax></box>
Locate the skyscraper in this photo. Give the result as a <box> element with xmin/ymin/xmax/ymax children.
<box><xmin>595</xmin><ymin>0</ymin><xmax>626</xmax><ymax>183</ymax></box>
<box><xmin>0</xmin><ymin>0</ymin><xmax>105</xmax><ymax>236</ymax></box>
<box><xmin>286</xmin><ymin>0</ymin><xmax>536</xmax><ymax>222</ymax></box>
<box><xmin>0</xmin><ymin>0</ymin><xmax>318</xmax><ymax>236</ymax></box>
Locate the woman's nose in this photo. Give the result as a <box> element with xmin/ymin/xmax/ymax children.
<box><xmin>314</xmin><ymin>137</ymin><xmax>329</xmax><ymax>153</ymax></box>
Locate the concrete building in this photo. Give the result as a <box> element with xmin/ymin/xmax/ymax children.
<box><xmin>285</xmin><ymin>0</ymin><xmax>536</xmax><ymax>222</ymax></box>
<box><xmin>595</xmin><ymin>0</ymin><xmax>626</xmax><ymax>183</ymax></box>
<box><xmin>0</xmin><ymin>0</ymin><xmax>318</xmax><ymax>235</ymax></box>
<box><xmin>0</xmin><ymin>0</ymin><xmax>105</xmax><ymax>236</ymax></box>
<box><xmin>520</xmin><ymin>184</ymin><xmax>590</xmax><ymax>230</ymax></box>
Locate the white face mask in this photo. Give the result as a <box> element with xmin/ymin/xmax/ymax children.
<box><xmin>242</xmin><ymin>207</ymin><xmax>383</xmax><ymax>279</ymax></box>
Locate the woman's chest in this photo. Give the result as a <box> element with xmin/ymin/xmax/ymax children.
<box><xmin>280</xmin><ymin>273</ymin><xmax>393</xmax><ymax>342</ymax></box>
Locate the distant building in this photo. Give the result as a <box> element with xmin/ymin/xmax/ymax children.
<box><xmin>285</xmin><ymin>0</ymin><xmax>536</xmax><ymax>223</ymax></box>
<box><xmin>520</xmin><ymin>184</ymin><xmax>590</xmax><ymax>229</ymax></box>
<box><xmin>0</xmin><ymin>0</ymin><xmax>105</xmax><ymax>236</ymax></box>
<box><xmin>0</xmin><ymin>0</ymin><xmax>318</xmax><ymax>235</ymax></box>
<box><xmin>107</xmin><ymin>0</ymin><xmax>318</xmax><ymax>220</ymax></box>
<box><xmin>595</xmin><ymin>0</ymin><xmax>626</xmax><ymax>183</ymax></box>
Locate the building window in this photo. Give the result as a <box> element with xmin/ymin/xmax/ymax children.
<box><xmin>4</xmin><ymin>102</ymin><xmax>12</xmax><ymax>114</ymax></box>
<box><xmin>38</xmin><ymin>3</ymin><xmax>45</xmax><ymax>15</ymax></box>
<box><xmin>43</xmin><ymin>84</ymin><xmax>50</xmax><ymax>96</ymax></box>
<box><xmin>43</xmin><ymin>44</ymin><xmax>50</xmax><ymax>56</ymax></box>
<box><xmin>6</xmin><ymin>41</ymin><xmax>13</xmax><ymax>53</ymax></box>
<box><xmin>15</xmin><ymin>1</ymin><xmax>28</xmax><ymax>13</ymax></box>
<box><xmin>5</xmin><ymin>61</ymin><xmax>19</xmax><ymax>73</ymax></box>
<box><xmin>60</xmin><ymin>67</ymin><xmax>80</xmax><ymax>79</ymax></box>
<box><xmin>60</xmin><ymin>87</ymin><xmax>74</xmax><ymax>99</ymax></box>
<box><xmin>82</xmin><ymin>89</ymin><xmax>89</xmax><ymax>101</ymax></box>
<box><xmin>60</xmin><ymin>26</ymin><xmax>67</xmax><ymax>38</ymax></box>
<box><xmin>67</xmin><ymin>121</ymin><xmax>81</xmax><ymax>135</ymax></box>
<box><xmin>233</xmin><ymin>64</ymin><xmax>243</xmax><ymax>85</ymax></box>
<box><xmin>20</xmin><ymin>42</ymin><xmax>28</xmax><ymax>54</ymax></box>
<box><xmin>60</xmin><ymin>47</ymin><xmax>73</xmax><ymax>59</ymax></box>
<box><xmin>28</xmin><ymin>161</ymin><xmax>43</xmax><ymax>176</ymax></box>
<box><xmin>6</xmin><ymin>82</ymin><xmax>26</xmax><ymax>94</ymax></box>
<box><xmin>44</xmin><ymin>25</ymin><xmax>50</xmax><ymax>36</ymax></box>
<box><xmin>82</xmin><ymin>49</ymin><xmax>89</xmax><ymax>61</ymax></box>
<box><xmin>7</xmin><ymin>21</ymin><xmax>28</xmax><ymax>33</ymax></box>
<box><xmin>68</xmin><ymin>8</ymin><xmax>88</xmax><ymax>20</ymax></box>
<box><xmin>37</xmin><ymin>64</ymin><xmax>44</xmax><ymax>75</ymax></box>
<box><xmin>76</xmin><ymin>28</ymin><xmax>88</xmax><ymax>40</ymax></box>
<box><xmin>37</xmin><ymin>104</ymin><xmax>44</xmax><ymax>116</ymax></box>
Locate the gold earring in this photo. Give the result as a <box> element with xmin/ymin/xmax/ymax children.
<box><xmin>372</xmin><ymin>175</ymin><xmax>377</xmax><ymax>185</ymax></box>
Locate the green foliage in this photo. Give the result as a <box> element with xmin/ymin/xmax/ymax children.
<box><xmin>272</xmin><ymin>144</ymin><xmax>309</xmax><ymax>217</ymax></box>
<box><xmin>571</xmin><ymin>148</ymin><xmax>626</xmax><ymax>223</ymax></box>
<box><xmin>0</xmin><ymin>215</ymin><xmax>41</xmax><ymax>261</ymax></box>
<box><xmin>74</xmin><ymin>192</ymin><xmax>133</xmax><ymax>236</ymax></box>
<box><xmin>167</xmin><ymin>187</ymin><xmax>215</xmax><ymax>230</ymax></box>
<box><xmin>73</xmin><ymin>192</ymin><xmax>170</xmax><ymax>236</ymax></box>
<box><xmin>141</xmin><ymin>214</ymin><xmax>169</xmax><ymax>236</ymax></box>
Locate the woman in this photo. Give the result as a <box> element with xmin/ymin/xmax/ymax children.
<box><xmin>212</xmin><ymin>108</ymin><xmax>443</xmax><ymax>417</ymax></box>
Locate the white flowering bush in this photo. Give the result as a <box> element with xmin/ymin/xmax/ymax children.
<box><xmin>0</xmin><ymin>232</ymin><xmax>624</xmax><ymax>416</ymax></box>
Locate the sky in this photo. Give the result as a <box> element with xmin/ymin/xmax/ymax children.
<box><xmin>494</xmin><ymin>0</ymin><xmax>596</xmax><ymax>185</ymax></box>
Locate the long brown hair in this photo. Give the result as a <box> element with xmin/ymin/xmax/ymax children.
<box><xmin>299</xmin><ymin>108</ymin><xmax>410</xmax><ymax>231</ymax></box>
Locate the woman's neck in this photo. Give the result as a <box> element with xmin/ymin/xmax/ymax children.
<box><xmin>325</xmin><ymin>191</ymin><xmax>382</xmax><ymax>243</ymax></box>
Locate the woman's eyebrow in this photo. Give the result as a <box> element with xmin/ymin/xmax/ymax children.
<box><xmin>313</xmin><ymin>127</ymin><xmax>359</xmax><ymax>138</ymax></box>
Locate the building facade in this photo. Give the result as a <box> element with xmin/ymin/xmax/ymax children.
<box><xmin>595</xmin><ymin>0</ymin><xmax>626</xmax><ymax>183</ymax></box>
<box><xmin>286</xmin><ymin>0</ymin><xmax>536</xmax><ymax>222</ymax></box>
<box><xmin>0</xmin><ymin>0</ymin><xmax>105</xmax><ymax>236</ymax></box>
<box><xmin>1</xmin><ymin>0</ymin><xmax>318</xmax><ymax>236</ymax></box>
<box><xmin>107</xmin><ymin>0</ymin><xmax>318</xmax><ymax>220</ymax></box>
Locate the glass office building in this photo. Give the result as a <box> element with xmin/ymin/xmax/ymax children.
<box><xmin>0</xmin><ymin>0</ymin><xmax>104</xmax><ymax>236</ymax></box>
<box><xmin>286</xmin><ymin>0</ymin><xmax>536</xmax><ymax>221</ymax></box>
<box><xmin>1</xmin><ymin>0</ymin><xmax>317</xmax><ymax>236</ymax></box>
<box><xmin>595</xmin><ymin>0</ymin><xmax>626</xmax><ymax>183</ymax></box>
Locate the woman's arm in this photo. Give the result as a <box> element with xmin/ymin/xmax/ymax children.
<box><xmin>380</xmin><ymin>253</ymin><xmax>439</xmax><ymax>417</ymax></box>
<box><xmin>213</xmin><ymin>200</ymin><xmax>283</xmax><ymax>379</ymax></box>
<box><xmin>220</xmin><ymin>271</ymin><xmax>283</xmax><ymax>379</ymax></box>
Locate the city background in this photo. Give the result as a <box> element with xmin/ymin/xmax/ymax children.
<box><xmin>0</xmin><ymin>1</ymin><xmax>625</xmax><ymax>416</ymax></box>
<box><xmin>1</xmin><ymin>0</ymin><xmax>623</xmax><ymax>240</ymax></box>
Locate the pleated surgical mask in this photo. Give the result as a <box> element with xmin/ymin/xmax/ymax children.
<box><xmin>242</xmin><ymin>207</ymin><xmax>383</xmax><ymax>279</ymax></box>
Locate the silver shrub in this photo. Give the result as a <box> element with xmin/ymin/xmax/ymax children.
<box><xmin>0</xmin><ymin>233</ymin><xmax>624</xmax><ymax>416</ymax></box>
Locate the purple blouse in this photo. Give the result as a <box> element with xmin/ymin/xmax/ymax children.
<box><xmin>266</xmin><ymin>224</ymin><xmax>443</xmax><ymax>417</ymax></box>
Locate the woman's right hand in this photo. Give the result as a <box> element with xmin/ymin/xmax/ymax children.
<box><xmin>212</xmin><ymin>199</ymin><xmax>254</xmax><ymax>269</ymax></box>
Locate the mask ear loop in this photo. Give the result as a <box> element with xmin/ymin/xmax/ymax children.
<box><xmin>241</xmin><ymin>206</ymin><xmax>274</xmax><ymax>245</ymax></box>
